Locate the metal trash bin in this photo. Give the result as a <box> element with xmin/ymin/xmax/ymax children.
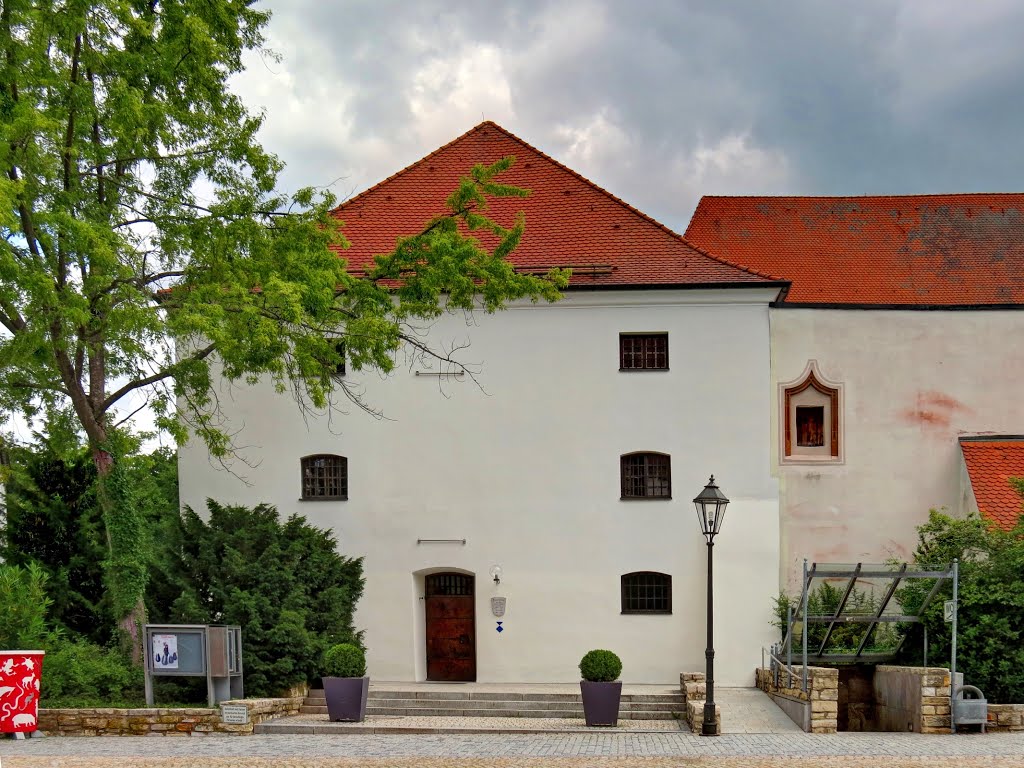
<box><xmin>0</xmin><ymin>650</ymin><xmax>45</xmax><ymax>738</ymax></box>
<box><xmin>954</xmin><ymin>684</ymin><xmax>987</xmax><ymax>733</ymax></box>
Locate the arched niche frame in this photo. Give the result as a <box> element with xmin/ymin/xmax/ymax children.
<box><xmin>779</xmin><ymin>360</ymin><xmax>843</xmax><ymax>464</ymax></box>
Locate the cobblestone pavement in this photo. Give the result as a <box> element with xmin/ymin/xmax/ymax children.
<box><xmin>1</xmin><ymin>732</ymin><xmax>1023</xmax><ymax>767</ymax></box>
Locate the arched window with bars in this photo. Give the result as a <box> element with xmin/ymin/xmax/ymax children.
<box><xmin>300</xmin><ymin>454</ymin><xmax>348</xmax><ymax>500</ymax></box>
<box><xmin>621</xmin><ymin>572</ymin><xmax>672</xmax><ymax>614</ymax></box>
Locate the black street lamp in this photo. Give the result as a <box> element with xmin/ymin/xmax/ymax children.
<box><xmin>693</xmin><ymin>474</ymin><xmax>729</xmax><ymax>737</ymax></box>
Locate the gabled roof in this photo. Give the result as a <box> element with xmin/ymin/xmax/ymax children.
<box><xmin>960</xmin><ymin>437</ymin><xmax>1024</xmax><ymax>532</ymax></box>
<box><xmin>331</xmin><ymin>122</ymin><xmax>781</xmax><ymax>290</ymax></box>
<box><xmin>684</xmin><ymin>194</ymin><xmax>1024</xmax><ymax>306</ymax></box>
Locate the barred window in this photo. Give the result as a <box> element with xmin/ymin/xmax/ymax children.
<box><xmin>301</xmin><ymin>454</ymin><xmax>348</xmax><ymax>500</ymax></box>
<box><xmin>425</xmin><ymin>573</ymin><xmax>474</xmax><ymax>597</ymax></box>
<box><xmin>621</xmin><ymin>572</ymin><xmax>672</xmax><ymax>614</ymax></box>
<box><xmin>620</xmin><ymin>452</ymin><xmax>671</xmax><ymax>499</ymax></box>
<box><xmin>333</xmin><ymin>341</ymin><xmax>346</xmax><ymax>377</ymax></box>
<box><xmin>619</xmin><ymin>333</ymin><xmax>668</xmax><ymax>370</ymax></box>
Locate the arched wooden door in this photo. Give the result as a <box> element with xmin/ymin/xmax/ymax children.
<box><xmin>425</xmin><ymin>573</ymin><xmax>476</xmax><ymax>681</ymax></box>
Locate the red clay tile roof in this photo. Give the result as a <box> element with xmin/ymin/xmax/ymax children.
<box><xmin>960</xmin><ymin>437</ymin><xmax>1024</xmax><ymax>532</ymax></box>
<box><xmin>684</xmin><ymin>194</ymin><xmax>1024</xmax><ymax>306</ymax></box>
<box><xmin>331</xmin><ymin>122</ymin><xmax>780</xmax><ymax>289</ymax></box>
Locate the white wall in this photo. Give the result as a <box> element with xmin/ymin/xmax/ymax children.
<box><xmin>771</xmin><ymin>309</ymin><xmax>1024</xmax><ymax>589</ymax></box>
<box><xmin>178</xmin><ymin>288</ymin><xmax>780</xmax><ymax>685</ymax></box>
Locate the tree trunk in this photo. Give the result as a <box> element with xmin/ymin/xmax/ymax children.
<box><xmin>92</xmin><ymin>445</ymin><xmax>147</xmax><ymax>665</ymax></box>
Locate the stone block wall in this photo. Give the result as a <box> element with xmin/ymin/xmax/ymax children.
<box><xmin>987</xmin><ymin>704</ymin><xmax>1024</xmax><ymax>733</ymax></box>
<box><xmin>38</xmin><ymin>696</ymin><xmax>304</xmax><ymax>736</ymax></box>
<box><xmin>755</xmin><ymin>665</ymin><xmax>838</xmax><ymax>733</ymax></box>
<box><xmin>679</xmin><ymin>672</ymin><xmax>721</xmax><ymax>735</ymax></box>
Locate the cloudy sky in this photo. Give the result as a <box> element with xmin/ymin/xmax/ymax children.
<box><xmin>231</xmin><ymin>0</ymin><xmax>1024</xmax><ymax>235</ymax></box>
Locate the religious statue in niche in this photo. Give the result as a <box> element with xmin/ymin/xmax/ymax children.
<box><xmin>796</xmin><ymin>406</ymin><xmax>825</xmax><ymax>447</ymax></box>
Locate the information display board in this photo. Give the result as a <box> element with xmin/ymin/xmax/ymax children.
<box><xmin>143</xmin><ymin>625</ymin><xmax>243</xmax><ymax>707</ymax></box>
<box><xmin>148</xmin><ymin>627</ymin><xmax>206</xmax><ymax>676</ymax></box>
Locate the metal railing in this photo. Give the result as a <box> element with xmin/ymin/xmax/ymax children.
<box><xmin>762</xmin><ymin>644</ymin><xmax>808</xmax><ymax>692</ymax></box>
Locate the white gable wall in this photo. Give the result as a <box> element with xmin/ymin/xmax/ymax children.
<box><xmin>771</xmin><ymin>308</ymin><xmax>1024</xmax><ymax>589</ymax></box>
<box><xmin>178</xmin><ymin>288</ymin><xmax>780</xmax><ymax>685</ymax></box>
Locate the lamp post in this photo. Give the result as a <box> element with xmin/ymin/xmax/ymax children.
<box><xmin>693</xmin><ymin>474</ymin><xmax>729</xmax><ymax>737</ymax></box>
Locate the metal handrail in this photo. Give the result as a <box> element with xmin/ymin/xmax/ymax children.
<box><xmin>763</xmin><ymin>646</ymin><xmax>808</xmax><ymax>692</ymax></box>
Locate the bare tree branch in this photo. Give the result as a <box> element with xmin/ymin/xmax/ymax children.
<box><xmin>101</xmin><ymin>342</ymin><xmax>216</xmax><ymax>413</ymax></box>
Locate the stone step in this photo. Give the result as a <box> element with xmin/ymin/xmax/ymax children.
<box><xmin>306</xmin><ymin>690</ymin><xmax>683</xmax><ymax>704</ymax></box>
<box><xmin>302</xmin><ymin>688</ymin><xmax>684</xmax><ymax>722</ymax></box>
<box><xmin>363</xmin><ymin>706</ymin><xmax>677</xmax><ymax>720</ymax></box>
<box><xmin>301</xmin><ymin>699</ymin><xmax>681</xmax><ymax>716</ymax></box>
<box><xmin>306</xmin><ymin>696</ymin><xmax>681</xmax><ymax>707</ymax></box>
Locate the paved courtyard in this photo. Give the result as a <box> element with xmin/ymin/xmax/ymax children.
<box><xmin>262</xmin><ymin>686</ymin><xmax>800</xmax><ymax>735</ymax></box>
<box><xmin>2</xmin><ymin>731</ymin><xmax>1023</xmax><ymax>767</ymax></box>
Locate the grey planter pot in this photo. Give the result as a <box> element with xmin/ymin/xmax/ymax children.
<box><xmin>580</xmin><ymin>680</ymin><xmax>622</xmax><ymax>726</ymax></box>
<box><xmin>323</xmin><ymin>676</ymin><xmax>370</xmax><ymax>722</ymax></box>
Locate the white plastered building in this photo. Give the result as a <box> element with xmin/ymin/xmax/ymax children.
<box><xmin>178</xmin><ymin>123</ymin><xmax>785</xmax><ymax>685</ymax></box>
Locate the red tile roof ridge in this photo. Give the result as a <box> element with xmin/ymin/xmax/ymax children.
<box><xmin>335</xmin><ymin>122</ymin><xmax>779</xmax><ymax>285</ymax></box>
<box><xmin>686</xmin><ymin>193</ymin><xmax>1024</xmax><ymax>305</ymax></box>
<box><xmin>332</xmin><ymin>122</ymin><xmax>496</xmax><ymax>214</ymax></box>
<box><xmin>960</xmin><ymin>435</ymin><xmax>1024</xmax><ymax>442</ymax></box>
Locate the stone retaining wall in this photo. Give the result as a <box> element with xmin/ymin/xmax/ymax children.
<box><xmin>38</xmin><ymin>695</ymin><xmax>304</xmax><ymax>736</ymax></box>
<box><xmin>679</xmin><ymin>672</ymin><xmax>721</xmax><ymax>735</ymax></box>
<box><xmin>987</xmin><ymin>704</ymin><xmax>1024</xmax><ymax>733</ymax></box>
<box><xmin>755</xmin><ymin>665</ymin><xmax>839</xmax><ymax>733</ymax></box>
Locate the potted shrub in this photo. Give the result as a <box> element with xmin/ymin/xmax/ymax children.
<box><xmin>321</xmin><ymin>643</ymin><xmax>369</xmax><ymax>722</ymax></box>
<box><xmin>579</xmin><ymin>649</ymin><xmax>622</xmax><ymax>726</ymax></box>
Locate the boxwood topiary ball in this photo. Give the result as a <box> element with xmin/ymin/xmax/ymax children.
<box><xmin>579</xmin><ymin>649</ymin><xmax>622</xmax><ymax>682</ymax></box>
<box><xmin>322</xmin><ymin>643</ymin><xmax>367</xmax><ymax>678</ymax></box>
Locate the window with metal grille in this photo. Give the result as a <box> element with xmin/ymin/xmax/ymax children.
<box><xmin>425</xmin><ymin>573</ymin><xmax>474</xmax><ymax>596</ymax></box>
<box><xmin>621</xmin><ymin>572</ymin><xmax>672</xmax><ymax>614</ymax></box>
<box><xmin>619</xmin><ymin>333</ymin><xmax>668</xmax><ymax>370</ymax></box>
<box><xmin>333</xmin><ymin>341</ymin><xmax>346</xmax><ymax>376</ymax></box>
<box><xmin>300</xmin><ymin>454</ymin><xmax>348</xmax><ymax>500</ymax></box>
<box><xmin>620</xmin><ymin>452</ymin><xmax>671</xmax><ymax>499</ymax></box>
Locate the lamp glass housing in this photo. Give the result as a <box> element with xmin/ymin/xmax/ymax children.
<box><xmin>693</xmin><ymin>475</ymin><xmax>729</xmax><ymax>539</ymax></box>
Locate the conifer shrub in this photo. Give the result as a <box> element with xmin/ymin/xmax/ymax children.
<box><xmin>148</xmin><ymin>500</ymin><xmax>365</xmax><ymax>696</ymax></box>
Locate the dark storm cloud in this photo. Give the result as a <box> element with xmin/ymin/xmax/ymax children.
<box><xmin>232</xmin><ymin>0</ymin><xmax>1024</xmax><ymax>232</ymax></box>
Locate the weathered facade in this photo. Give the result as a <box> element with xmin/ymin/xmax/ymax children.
<box><xmin>686</xmin><ymin>194</ymin><xmax>1024</xmax><ymax>587</ymax></box>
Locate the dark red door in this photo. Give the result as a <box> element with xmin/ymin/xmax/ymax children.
<box><xmin>425</xmin><ymin>573</ymin><xmax>476</xmax><ymax>681</ymax></box>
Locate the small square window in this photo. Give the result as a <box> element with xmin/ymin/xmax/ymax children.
<box><xmin>619</xmin><ymin>333</ymin><xmax>668</xmax><ymax>371</ymax></box>
<box><xmin>301</xmin><ymin>454</ymin><xmax>348</xmax><ymax>500</ymax></box>
<box><xmin>620</xmin><ymin>453</ymin><xmax>671</xmax><ymax>499</ymax></box>
<box><xmin>621</xmin><ymin>572</ymin><xmax>672</xmax><ymax>614</ymax></box>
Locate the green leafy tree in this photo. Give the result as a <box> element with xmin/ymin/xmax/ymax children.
<box><xmin>0</xmin><ymin>1</ymin><xmax>566</xmax><ymax>659</ymax></box>
<box><xmin>148</xmin><ymin>500</ymin><xmax>365</xmax><ymax>696</ymax></box>
<box><xmin>897</xmin><ymin>509</ymin><xmax>1024</xmax><ymax>703</ymax></box>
